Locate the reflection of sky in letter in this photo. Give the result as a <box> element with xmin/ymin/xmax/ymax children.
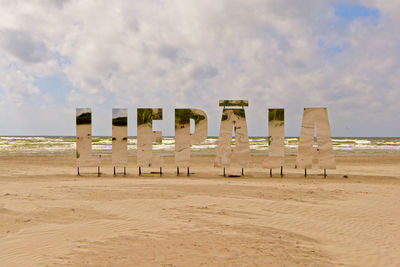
<box><xmin>112</xmin><ymin>108</ymin><xmax>127</xmax><ymax>119</ymax></box>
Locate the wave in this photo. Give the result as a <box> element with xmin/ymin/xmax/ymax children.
<box><xmin>0</xmin><ymin>136</ymin><xmax>400</xmax><ymax>156</ymax></box>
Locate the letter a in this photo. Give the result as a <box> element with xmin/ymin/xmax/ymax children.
<box><xmin>296</xmin><ymin>108</ymin><xmax>336</xmax><ymax>170</ymax></box>
<box><xmin>215</xmin><ymin>100</ymin><xmax>250</xmax><ymax>174</ymax></box>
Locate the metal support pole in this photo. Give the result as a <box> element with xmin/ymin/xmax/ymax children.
<box><xmin>98</xmin><ymin>166</ymin><xmax>100</xmax><ymax>177</ymax></box>
<box><xmin>177</xmin><ymin>167</ymin><xmax>179</xmax><ymax>176</ymax></box>
<box><xmin>305</xmin><ymin>168</ymin><xmax>307</xmax><ymax>177</ymax></box>
<box><xmin>113</xmin><ymin>167</ymin><xmax>116</xmax><ymax>176</ymax></box>
<box><xmin>124</xmin><ymin>167</ymin><xmax>126</xmax><ymax>176</ymax></box>
<box><xmin>77</xmin><ymin>167</ymin><xmax>80</xmax><ymax>176</ymax></box>
<box><xmin>160</xmin><ymin>167</ymin><xmax>162</xmax><ymax>176</ymax></box>
<box><xmin>223</xmin><ymin>168</ymin><xmax>226</xmax><ymax>177</ymax></box>
<box><xmin>187</xmin><ymin>168</ymin><xmax>190</xmax><ymax>176</ymax></box>
<box><xmin>241</xmin><ymin>168</ymin><xmax>244</xmax><ymax>176</ymax></box>
<box><xmin>324</xmin><ymin>169</ymin><xmax>326</xmax><ymax>178</ymax></box>
<box><xmin>270</xmin><ymin>168</ymin><xmax>272</xmax><ymax>177</ymax></box>
<box><xmin>139</xmin><ymin>167</ymin><xmax>141</xmax><ymax>176</ymax></box>
<box><xmin>280</xmin><ymin>166</ymin><xmax>283</xmax><ymax>177</ymax></box>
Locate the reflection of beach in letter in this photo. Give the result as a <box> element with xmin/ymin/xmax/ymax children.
<box><xmin>76</xmin><ymin>108</ymin><xmax>101</xmax><ymax>169</ymax></box>
<box><xmin>137</xmin><ymin>108</ymin><xmax>163</xmax><ymax>168</ymax></box>
<box><xmin>112</xmin><ymin>108</ymin><xmax>128</xmax><ymax>169</ymax></box>
<box><xmin>296</xmin><ymin>108</ymin><xmax>336</xmax><ymax>169</ymax></box>
<box><xmin>263</xmin><ymin>109</ymin><xmax>285</xmax><ymax>168</ymax></box>
<box><xmin>175</xmin><ymin>109</ymin><xmax>208</xmax><ymax>168</ymax></box>
<box><xmin>215</xmin><ymin>101</ymin><xmax>250</xmax><ymax>168</ymax></box>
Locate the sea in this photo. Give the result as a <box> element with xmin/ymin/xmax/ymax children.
<box><xmin>0</xmin><ymin>136</ymin><xmax>400</xmax><ymax>156</ymax></box>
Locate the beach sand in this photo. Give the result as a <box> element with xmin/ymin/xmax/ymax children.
<box><xmin>0</xmin><ymin>155</ymin><xmax>400</xmax><ymax>266</ymax></box>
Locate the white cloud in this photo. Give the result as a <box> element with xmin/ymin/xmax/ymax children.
<box><xmin>0</xmin><ymin>0</ymin><xmax>399</xmax><ymax>136</ymax></box>
<box><xmin>0</xmin><ymin>57</ymin><xmax>39</xmax><ymax>106</ymax></box>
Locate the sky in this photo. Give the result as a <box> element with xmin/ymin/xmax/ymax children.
<box><xmin>0</xmin><ymin>0</ymin><xmax>399</xmax><ymax>137</ymax></box>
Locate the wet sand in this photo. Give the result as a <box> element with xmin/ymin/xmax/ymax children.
<box><xmin>0</xmin><ymin>155</ymin><xmax>400</xmax><ymax>266</ymax></box>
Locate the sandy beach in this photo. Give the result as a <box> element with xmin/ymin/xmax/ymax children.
<box><xmin>0</xmin><ymin>155</ymin><xmax>400</xmax><ymax>266</ymax></box>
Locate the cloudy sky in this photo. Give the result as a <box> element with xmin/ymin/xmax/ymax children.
<box><xmin>0</xmin><ymin>0</ymin><xmax>399</xmax><ymax>137</ymax></box>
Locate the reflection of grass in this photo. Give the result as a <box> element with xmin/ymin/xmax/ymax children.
<box><xmin>221</xmin><ymin>109</ymin><xmax>245</xmax><ymax>121</ymax></box>
<box><xmin>220</xmin><ymin>100</ymin><xmax>248</xmax><ymax>107</ymax></box>
<box><xmin>137</xmin><ymin>109</ymin><xmax>162</xmax><ymax>126</ymax></box>
<box><xmin>175</xmin><ymin>109</ymin><xmax>206</xmax><ymax>127</ymax></box>
<box><xmin>233</xmin><ymin>109</ymin><xmax>245</xmax><ymax>118</ymax></box>
<box><xmin>76</xmin><ymin>151</ymin><xmax>80</xmax><ymax>158</ymax></box>
<box><xmin>112</xmin><ymin>117</ymin><xmax>127</xmax><ymax>126</ymax></box>
<box><xmin>76</xmin><ymin>112</ymin><xmax>91</xmax><ymax>125</ymax></box>
<box><xmin>269</xmin><ymin>109</ymin><xmax>284</xmax><ymax>122</ymax></box>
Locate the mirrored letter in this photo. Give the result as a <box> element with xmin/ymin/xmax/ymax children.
<box><xmin>296</xmin><ymin>108</ymin><xmax>335</xmax><ymax>169</ymax></box>
<box><xmin>112</xmin><ymin>108</ymin><xmax>128</xmax><ymax>173</ymax></box>
<box><xmin>137</xmin><ymin>108</ymin><xmax>163</xmax><ymax>168</ymax></box>
<box><xmin>175</xmin><ymin>109</ymin><xmax>208</xmax><ymax>169</ymax></box>
<box><xmin>76</xmin><ymin>108</ymin><xmax>101</xmax><ymax>174</ymax></box>
<box><xmin>263</xmin><ymin>109</ymin><xmax>285</xmax><ymax>169</ymax></box>
<box><xmin>215</xmin><ymin>100</ymin><xmax>250</xmax><ymax>172</ymax></box>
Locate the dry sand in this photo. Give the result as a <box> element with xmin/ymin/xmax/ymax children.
<box><xmin>0</xmin><ymin>155</ymin><xmax>400</xmax><ymax>266</ymax></box>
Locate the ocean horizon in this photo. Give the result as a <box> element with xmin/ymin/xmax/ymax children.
<box><xmin>1</xmin><ymin>136</ymin><xmax>399</xmax><ymax>156</ymax></box>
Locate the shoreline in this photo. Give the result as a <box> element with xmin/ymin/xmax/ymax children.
<box><xmin>1</xmin><ymin>136</ymin><xmax>400</xmax><ymax>157</ymax></box>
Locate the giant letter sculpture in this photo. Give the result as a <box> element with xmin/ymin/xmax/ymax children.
<box><xmin>296</xmin><ymin>108</ymin><xmax>336</xmax><ymax>176</ymax></box>
<box><xmin>112</xmin><ymin>108</ymin><xmax>128</xmax><ymax>175</ymax></box>
<box><xmin>76</xmin><ymin>108</ymin><xmax>101</xmax><ymax>176</ymax></box>
<box><xmin>215</xmin><ymin>100</ymin><xmax>250</xmax><ymax>176</ymax></box>
<box><xmin>263</xmin><ymin>109</ymin><xmax>285</xmax><ymax>176</ymax></box>
<box><xmin>175</xmin><ymin>109</ymin><xmax>208</xmax><ymax>175</ymax></box>
<box><xmin>137</xmin><ymin>108</ymin><xmax>163</xmax><ymax>175</ymax></box>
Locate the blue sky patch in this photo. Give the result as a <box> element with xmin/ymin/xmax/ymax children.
<box><xmin>334</xmin><ymin>3</ymin><xmax>379</xmax><ymax>21</ymax></box>
<box><xmin>318</xmin><ymin>39</ymin><xmax>343</xmax><ymax>53</ymax></box>
<box><xmin>318</xmin><ymin>39</ymin><xmax>346</xmax><ymax>61</ymax></box>
<box><xmin>55</xmin><ymin>52</ymin><xmax>71</xmax><ymax>67</ymax></box>
<box><xmin>33</xmin><ymin>74</ymin><xmax>75</xmax><ymax>103</ymax></box>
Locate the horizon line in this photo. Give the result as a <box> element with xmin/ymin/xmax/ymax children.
<box><xmin>0</xmin><ymin>135</ymin><xmax>399</xmax><ymax>139</ymax></box>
